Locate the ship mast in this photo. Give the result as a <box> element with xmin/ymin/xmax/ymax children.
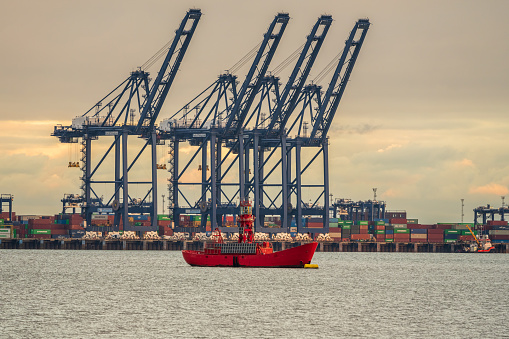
<box><xmin>238</xmin><ymin>200</ymin><xmax>255</xmax><ymax>243</ymax></box>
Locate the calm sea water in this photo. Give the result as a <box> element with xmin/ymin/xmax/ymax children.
<box><xmin>1</xmin><ymin>250</ymin><xmax>507</xmax><ymax>338</ymax></box>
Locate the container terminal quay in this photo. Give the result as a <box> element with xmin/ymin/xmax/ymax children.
<box><xmin>1</xmin><ymin>193</ymin><xmax>509</xmax><ymax>253</ymax></box>
<box><xmin>2</xmin><ymin>10</ymin><xmax>509</xmax><ymax>253</ymax></box>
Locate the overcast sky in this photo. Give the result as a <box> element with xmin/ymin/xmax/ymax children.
<box><xmin>1</xmin><ymin>0</ymin><xmax>508</xmax><ymax>224</ymax></box>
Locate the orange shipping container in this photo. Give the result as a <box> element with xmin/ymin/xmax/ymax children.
<box><xmin>351</xmin><ymin>234</ymin><xmax>370</xmax><ymax>241</ymax></box>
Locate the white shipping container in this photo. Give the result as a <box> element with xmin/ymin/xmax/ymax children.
<box><xmin>91</xmin><ymin>215</ymin><xmax>108</xmax><ymax>220</ymax></box>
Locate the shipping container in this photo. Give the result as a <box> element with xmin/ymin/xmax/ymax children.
<box><xmin>30</xmin><ymin>229</ymin><xmax>51</xmax><ymax>235</ymax></box>
<box><xmin>391</xmin><ymin>224</ymin><xmax>407</xmax><ymax>229</ymax></box>
<box><xmin>489</xmin><ymin>230</ymin><xmax>509</xmax><ymax>236</ymax></box>
<box><xmin>351</xmin><ymin>234</ymin><xmax>370</xmax><ymax>241</ymax></box>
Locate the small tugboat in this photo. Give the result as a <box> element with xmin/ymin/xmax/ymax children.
<box><xmin>182</xmin><ymin>200</ymin><xmax>318</xmax><ymax>267</ymax></box>
<box><xmin>460</xmin><ymin>224</ymin><xmax>495</xmax><ymax>253</ymax></box>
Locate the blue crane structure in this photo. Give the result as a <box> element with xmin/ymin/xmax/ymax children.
<box><xmin>332</xmin><ymin>198</ymin><xmax>386</xmax><ymax>222</ymax></box>
<box><xmin>0</xmin><ymin>194</ymin><xmax>14</xmax><ymax>222</ymax></box>
<box><xmin>159</xmin><ymin>15</ymin><xmax>370</xmax><ymax>235</ymax></box>
<box><xmin>282</xmin><ymin>18</ymin><xmax>371</xmax><ymax>235</ymax></box>
<box><xmin>474</xmin><ymin>204</ymin><xmax>509</xmax><ymax>225</ymax></box>
<box><xmin>52</xmin><ymin>9</ymin><xmax>202</xmax><ymax>231</ymax></box>
<box><xmin>52</xmin><ymin>11</ymin><xmax>370</xmax><ymax>236</ymax></box>
<box><xmin>158</xmin><ymin>13</ymin><xmax>291</xmax><ymax>232</ymax></box>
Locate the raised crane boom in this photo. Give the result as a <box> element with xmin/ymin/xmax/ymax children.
<box><xmin>310</xmin><ymin>19</ymin><xmax>370</xmax><ymax>141</ymax></box>
<box><xmin>136</xmin><ymin>9</ymin><xmax>202</xmax><ymax>134</ymax></box>
<box><xmin>224</xmin><ymin>13</ymin><xmax>290</xmax><ymax>137</ymax></box>
<box><xmin>266</xmin><ymin>14</ymin><xmax>332</xmax><ymax>137</ymax></box>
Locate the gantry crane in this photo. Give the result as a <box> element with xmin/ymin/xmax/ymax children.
<box><xmin>157</xmin><ymin>15</ymin><xmax>371</xmax><ymax>236</ymax></box>
<box><xmin>157</xmin><ymin>13</ymin><xmax>290</xmax><ymax>232</ymax></box>
<box><xmin>52</xmin><ymin>9</ymin><xmax>201</xmax><ymax>231</ymax></box>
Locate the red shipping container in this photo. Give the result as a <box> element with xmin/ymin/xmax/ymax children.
<box><xmin>158</xmin><ymin>220</ymin><xmax>172</xmax><ymax>227</ymax></box>
<box><xmin>487</xmin><ymin>220</ymin><xmax>508</xmax><ymax>226</ymax></box>
<box><xmin>408</xmin><ymin>224</ymin><xmax>433</xmax><ymax>229</ymax></box>
<box><xmin>28</xmin><ymin>218</ymin><xmax>52</xmax><ymax>225</ymax></box>
<box><xmin>341</xmin><ymin>238</ymin><xmax>350</xmax><ymax>242</ymax></box>
<box><xmin>393</xmin><ymin>235</ymin><xmax>410</xmax><ymax>242</ymax></box>
<box><xmin>351</xmin><ymin>234</ymin><xmax>370</xmax><ymax>241</ymax></box>
<box><xmin>390</xmin><ymin>218</ymin><xmax>407</xmax><ymax>224</ymax></box>
<box><xmin>158</xmin><ymin>226</ymin><xmax>174</xmax><ymax>236</ymax></box>
<box><xmin>491</xmin><ymin>235</ymin><xmax>509</xmax><ymax>240</ymax></box>
<box><xmin>51</xmin><ymin>229</ymin><xmax>69</xmax><ymax>235</ymax></box>
<box><xmin>428</xmin><ymin>229</ymin><xmax>444</xmax><ymax>234</ymax></box>
<box><xmin>385</xmin><ymin>234</ymin><xmax>394</xmax><ymax>239</ymax></box>
<box><xmin>68</xmin><ymin>224</ymin><xmax>85</xmax><ymax>230</ymax></box>
<box><xmin>29</xmin><ymin>224</ymin><xmax>66</xmax><ymax>230</ymax></box>
<box><xmin>0</xmin><ymin>212</ymin><xmax>16</xmax><ymax>221</ymax></box>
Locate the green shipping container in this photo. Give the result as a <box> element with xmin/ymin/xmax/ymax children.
<box><xmin>375</xmin><ymin>230</ymin><xmax>385</xmax><ymax>234</ymax></box>
<box><xmin>394</xmin><ymin>229</ymin><xmax>410</xmax><ymax>234</ymax></box>
<box><xmin>375</xmin><ymin>221</ymin><xmax>385</xmax><ymax>226</ymax></box>
<box><xmin>444</xmin><ymin>239</ymin><xmax>457</xmax><ymax>243</ymax></box>
<box><xmin>445</xmin><ymin>229</ymin><xmax>460</xmax><ymax>235</ymax></box>
<box><xmin>158</xmin><ymin>215</ymin><xmax>172</xmax><ymax>221</ymax></box>
<box><xmin>30</xmin><ymin>229</ymin><xmax>51</xmax><ymax>235</ymax></box>
<box><xmin>358</xmin><ymin>221</ymin><xmax>369</xmax><ymax>226</ymax></box>
<box><xmin>344</xmin><ymin>221</ymin><xmax>353</xmax><ymax>226</ymax></box>
<box><xmin>0</xmin><ymin>228</ymin><xmax>10</xmax><ymax>234</ymax></box>
<box><xmin>461</xmin><ymin>230</ymin><xmax>477</xmax><ymax>235</ymax></box>
<box><xmin>329</xmin><ymin>223</ymin><xmax>339</xmax><ymax>228</ymax></box>
<box><xmin>385</xmin><ymin>238</ymin><xmax>394</xmax><ymax>242</ymax></box>
<box><xmin>341</xmin><ymin>225</ymin><xmax>351</xmax><ymax>230</ymax></box>
<box><xmin>135</xmin><ymin>222</ymin><xmax>142</xmax><ymax>226</ymax></box>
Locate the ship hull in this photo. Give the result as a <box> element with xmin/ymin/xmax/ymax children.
<box><xmin>182</xmin><ymin>242</ymin><xmax>318</xmax><ymax>268</ymax></box>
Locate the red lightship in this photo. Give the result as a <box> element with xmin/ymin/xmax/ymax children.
<box><xmin>182</xmin><ymin>201</ymin><xmax>318</xmax><ymax>268</ymax></box>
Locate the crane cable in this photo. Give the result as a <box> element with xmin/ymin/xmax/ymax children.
<box><xmin>228</xmin><ymin>41</ymin><xmax>262</xmax><ymax>74</ymax></box>
<box><xmin>271</xmin><ymin>43</ymin><xmax>305</xmax><ymax>76</ymax></box>
<box><xmin>140</xmin><ymin>33</ymin><xmax>189</xmax><ymax>72</ymax></box>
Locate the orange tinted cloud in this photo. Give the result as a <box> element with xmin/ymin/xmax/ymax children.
<box><xmin>469</xmin><ymin>183</ymin><xmax>509</xmax><ymax>195</ymax></box>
